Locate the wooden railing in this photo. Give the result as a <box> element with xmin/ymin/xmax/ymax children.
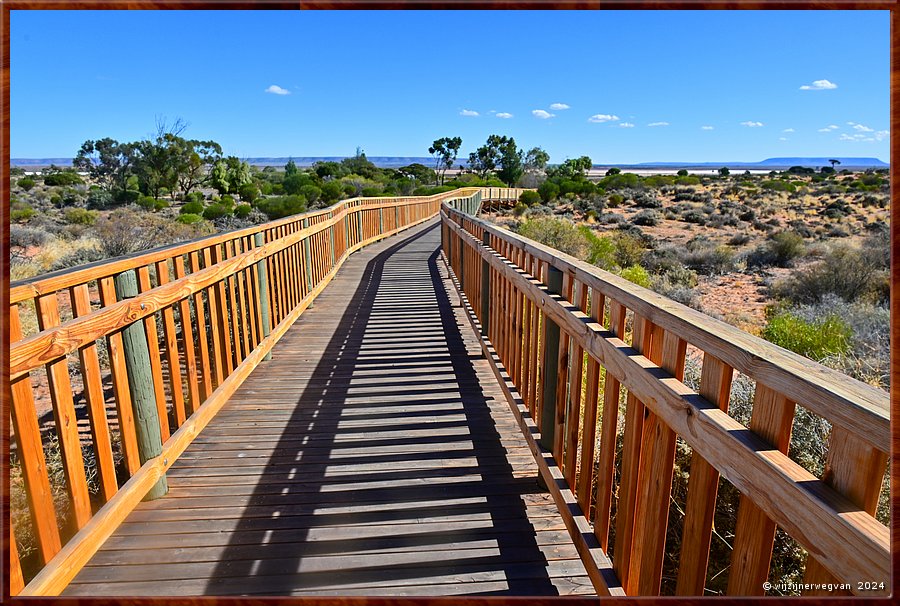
<box><xmin>7</xmin><ymin>187</ymin><xmax>486</xmax><ymax>596</ymax></box>
<box><xmin>441</xmin><ymin>203</ymin><xmax>890</xmax><ymax>597</ymax></box>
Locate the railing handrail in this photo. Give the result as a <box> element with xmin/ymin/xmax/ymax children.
<box><xmin>8</xmin><ymin>186</ymin><xmax>496</xmax><ymax>596</ymax></box>
<box><xmin>440</xmin><ymin>203</ymin><xmax>889</xmax><ymax>596</ymax></box>
<box><xmin>443</xmin><ymin>203</ymin><xmax>889</xmax><ymax>451</ymax></box>
<box><xmin>10</xmin><ymin>188</ymin><xmax>483</xmax><ymax>304</ymax></box>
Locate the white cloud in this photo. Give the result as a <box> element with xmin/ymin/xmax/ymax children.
<box><xmin>619</xmin><ymin>122</ymin><xmax>635</xmax><ymax>128</ymax></box>
<box><xmin>532</xmin><ymin>109</ymin><xmax>555</xmax><ymax>119</ymax></box>
<box><xmin>839</xmin><ymin>133</ymin><xmax>863</xmax><ymax>141</ymax></box>
<box><xmin>647</xmin><ymin>121</ymin><xmax>669</xmax><ymax>127</ymax></box>
<box><xmin>740</xmin><ymin>121</ymin><xmax>764</xmax><ymax>127</ymax></box>
<box><xmin>460</xmin><ymin>109</ymin><xmax>479</xmax><ymax>117</ymax></box>
<box><xmin>265</xmin><ymin>85</ymin><xmax>291</xmax><ymax>95</ymax></box>
<box><xmin>588</xmin><ymin>113</ymin><xmax>619</xmax><ymax>123</ymax></box>
<box><xmin>779</xmin><ymin>137</ymin><xmax>788</xmax><ymax>141</ymax></box>
<box><xmin>818</xmin><ymin>125</ymin><xmax>839</xmax><ymax>132</ymax></box>
<box><xmin>495</xmin><ymin>112</ymin><xmax>513</xmax><ymax>119</ymax></box>
<box><xmin>782</xmin><ymin>128</ymin><xmax>795</xmax><ymax>133</ymax></box>
<box><xmin>875</xmin><ymin>130</ymin><xmax>889</xmax><ymax>141</ymax></box>
<box><xmin>799</xmin><ymin>79</ymin><xmax>838</xmax><ymax>90</ymax></box>
<box><xmin>853</xmin><ymin>123</ymin><xmax>874</xmax><ymax>132</ymax></box>
<box><xmin>828</xmin><ymin>124</ymin><xmax>839</xmax><ymax>129</ymax></box>
<box><xmin>549</xmin><ymin>103</ymin><xmax>570</xmax><ymax>111</ymax></box>
<box><xmin>701</xmin><ymin>125</ymin><xmax>714</xmax><ymax>130</ymax></box>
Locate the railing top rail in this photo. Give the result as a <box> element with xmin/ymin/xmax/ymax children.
<box><xmin>442</xmin><ymin>204</ymin><xmax>889</xmax><ymax>453</ymax></box>
<box><xmin>10</xmin><ymin>188</ymin><xmax>482</xmax><ymax>304</ymax></box>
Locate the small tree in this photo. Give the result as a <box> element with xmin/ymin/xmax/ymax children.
<box><xmin>718</xmin><ymin>166</ymin><xmax>731</xmax><ymax>177</ymax></box>
<box><xmin>429</xmin><ymin>137</ymin><xmax>462</xmax><ymax>185</ymax></box>
<box><xmin>829</xmin><ymin>158</ymin><xmax>841</xmax><ymax>171</ymax></box>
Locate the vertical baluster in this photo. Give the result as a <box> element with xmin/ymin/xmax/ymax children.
<box><xmin>553</xmin><ymin>271</ymin><xmax>575</xmax><ymax>463</ymax></box>
<box><xmin>802</xmin><ymin>429</ymin><xmax>887</xmax><ymax>594</ymax></box>
<box><xmin>35</xmin><ymin>293</ymin><xmax>92</xmax><ymax>529</ymax></box>
<box><xmin>153</xmin><ymin>261</ymin><xmax>187</xmax><ymax>427</ymax></box>
<box><xmin>628</xmin><ymin>330</ymin><xmax>687</xmax><ymax>595</ymax></box>
<box><xmin>727</xmin><ymin>385</ymin><xmax>796</xmax><ymax>595</ymax></box>
<box><xmin>594</xmin><ymin>300</ymin><xmax>627</xmax><ymax>550</ymax></box>
<box><xmin>174</xmin><ymin>256</ymin><xmax>203</xmax><ymax>411</ymax></box>
<box><xmin>577</xmin><ymin>287</ymin><xmax>605</xmax><ymax>511</ymax></box>
<box><xmin>9</xmin><ymin>305</ymin><xmax>62</xmax><ymax>564</ymax></box>
<box><xmin>676</xmin><ymin>353</ymin><xmax>733</xmax><ymax>595</ymax></box>
<box><xmin>69</xmin><ymin>284</ymin><xmax>118</xmax><ymax>501</ymax></box>
<box><xmin>564</xmin><ymin>280</ymin><xmax>589</xmax><ymax>486</ymax></box>
<box><xmin>210</xmin><ymin>245</ymin><xmax>235</xmax><ymax>377</ymax></box>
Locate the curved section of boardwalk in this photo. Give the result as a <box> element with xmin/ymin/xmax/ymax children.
<box><xmin>64</xmin><ymin>219</ymin><xmax>593</xmax><ymax>597</ymax></box>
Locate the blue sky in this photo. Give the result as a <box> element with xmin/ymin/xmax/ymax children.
<box><xmin>10</xmin><ymin>10</ymin><xmax>889</xmax><ymax>163</ymax></box>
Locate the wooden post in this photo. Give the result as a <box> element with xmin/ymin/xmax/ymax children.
<box><xmin>302</xmin><ymin>219</ymin><xmax>313</xmax><ymax>296</ymax></box>
<box><xmin>539</xmin><ymin>265</ymin><xmax>563</xmax><ymax>453</ymax></box>
<box><xmin>114</xmin><ymin>270</ymin><xmax>168</xmax><ymax>501</ymax></box>
<box><xmin>254</xmin><ymin>233</ymin><xmax>273</xmax><ymax>361</ymax></box>
<box><xmin>481</xmin><ymin>231</ymin><xmax>491</xmax><ymax>336</ymax></box>
<box><xmin>357</xmin><ymin>208</ymin><xmax>364</xmax><ymax>244</ymax></box>
<box><xmin>458</xmin><ymin>230</ymin><xmax>465</xmax><ymax>294</ymax></box>
<box><xmin>379</xmin><ymin>207</ymin><xmax>385</xmax><ymax>234</ymax></box>
<box><xmin>329</xmin><ymin>212</ymin><xmax>337</xmax><ymax>268</ymax></box>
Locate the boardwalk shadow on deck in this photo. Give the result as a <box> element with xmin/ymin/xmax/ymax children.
<box><xmin>201</xmin><ymin>223</ymin><xmax>557</xmax><ymax>595</ymax></box>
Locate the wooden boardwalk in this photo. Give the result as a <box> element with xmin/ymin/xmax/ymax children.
<box><xmin>63</xmin><ymin>220</ymin><xmax>594</xmax><ymax>597</ymax></box>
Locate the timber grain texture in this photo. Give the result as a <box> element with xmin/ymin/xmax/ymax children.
<box><xmin>63</xmin><ymin>220</ymin><xmax>593</xmax><ymax>597</ymax></box>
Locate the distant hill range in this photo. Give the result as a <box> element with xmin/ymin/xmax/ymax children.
<box><xmin>12</xmin><ymin>156</ymin><xmax>888</xmax><ymax>170</ymax></box>
<box><xmin>622</xmin><ymin>157</ymin><xmax>888</xmax><ymax>169</ymax></box>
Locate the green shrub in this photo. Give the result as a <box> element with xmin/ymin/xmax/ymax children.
<box><xmin>202</xmin><ymin>203</ymin><xmax>229</xmax><ymax>220</ymax></box>
<box><xmin>517</xmin><ymin>217</ymin><xmax>590</xmax><ymax>259</ymax></box>
<box><xmin>10</xmin><ymin>207</ymin><xmax>35</xmax><ymax>223</ymax></box>
<box><xmin>256</xmin><ymin>195</ymin><xmax>308</xmax><ymax>220</ymax></box>
<box><xmin>184</xmin><ymin>191</ymin><xmax>204</xmax><ymax>204</ymax></box>
<box><xmin>580</xmin><ymin>227</ymin><xmax>617</xmax><ymax>269</ymax></box>
<box><xmin>513</xmin><ymin>202</ymin><xmax>528</xmax><ymax>217</ymax></box>
<box><xmin>632</xmin><ymin>209</ymin><xmax>660</xmax><ymax>226</ymax></box>
<box><xmin>761</xmin><ymin>179</ymin><xmax>796</xmax><ymax>193</ymax></box>
<box><xmin>618</xmin><ymin>265</ymin><xmax>651</xmax><ymax>288</ymax></box>
<box><xmin>537</xmin><ymin>180</ymin><xmax>559</xmax><ymax>203</ymax></box>
<box><xmin>762</xmin><ymin>312</ymin><xmax>851</xmax><ymax>361</ymax></box>
<box><xmin>238</xmin><ymin>183</ymin><xmax>260</xmax><ymax>203</ymax></box>
<box><xmin>181</xmin><ymin>201</ymin><xmax>204</xmax><ymax>215</ymax></box>
<box><xmin>233</xmin><ymin>204</ymin><xmax>252</xmax><ymax>219</ymax></box>
<box><xmin>64</xmin><ymin>208</ymin><xmax>99</xmax><ymax>226</ymax></box>
<box><xmin>768</xmin><ymin>231</ymin><xmax>805</xmax><ymax>266</ymax></box>
<box><xmin>299</xmin><ymin>184</ymin><xmax>323</xmax><ymax>204</ymax></box>
<box><xmin>776</xmin><ymin>245</ymin><xmax>886</xmax><ymax>304</ymax></box>
<box><xmin>519</xmin><ymin>190</ymin><xmax>541</xmax><ymax>206</ymax></box>
<box><xmin>17</xmin><ymin>177</ymin><xmax>35</xmax><ymax>191</ymax></box>
<box><xmin>154</xmin><ymin>199</ymin><xmax>170</xmax><ymax>211</ymax></box>
<box><xmin>219</xmin><ymin>194</ymin><xmax>236</xmax><ymax>209</ymax></box>
<box><xmin>43</xmin><ymin>171</ymin><xmax>83</xmax><ymax>186</ymax></box>
<box><xmin>137</xmin><ymin>196</ymin><xmax>158</xmax><ymax>211</ymax></box>
<box><xmin>176</xmin><ymin>213</ymin><xmax>204</xmax><ymax>225</ymax></box>
<box><xmin>611</xmin><ymin>232</ymin><xmax>645</xmax><ymax>268</ymax></box>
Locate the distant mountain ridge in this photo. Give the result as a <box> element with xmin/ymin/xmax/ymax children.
<box><xmin>12</xmin><ymin>156</ymin><xmax>888</xmax><ymax>169</ymax></box>
<box><xmin>627</xmin><ymin>157</ymin><xmax>888</xmax><ymax>168</ymax></box>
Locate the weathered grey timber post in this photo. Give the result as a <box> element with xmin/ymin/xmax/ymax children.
<box><xmin>114</xmin><ymin>270</ymin><xmax>168</xmax><ymax>500</ymax></box>
<box><xmin>379</xmin><ymin>207</ymin><xmax>385</xmax><ymax>234</ymax></box>
<box><xmin>539</xmin><ymin>265</ymin><xmax>563</xmax><ymax>453</ymax></box>
<box><xmin>481</xmin><ymin>231</ymin><xmax>491</xmax><ymax>336</ymax></box>
<box><xmin>254</xmin><ymin>233</ymin><xmax>273</xmax><ymax>361</ymax></box>
<box><xmin>357</xmin><ymin>206</ymin><xmax>364</xmax><ymax>244</ymax></box>
<box><xmin>395</xmin><ymin>206</ymin><xmax>400</xmax><ymax>230</ymax></box>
